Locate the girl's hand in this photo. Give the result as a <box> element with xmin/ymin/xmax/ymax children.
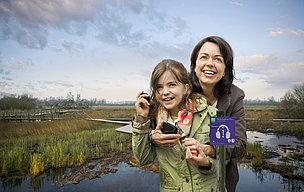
<box><xmin>185</xmin><ymin>146</ymin><xmax>210</xmax><ymax>166</ymax></box>
<box><xmin>135</xmin><ymin>91</ymin><xmax>150</xmax><ymax>117</ymax></box>
<box><xmin>151</xmin><ymin>120</ymin><xmax>180</xmax><ymax>148</ymax></box>
<box><xmin>182</xmin><ymin>138</ymin><xmax>215</xmax><ymax>156</ymax></box>
<box><xmin>182</xmin><ymin>138</ymin><xmax>214</xmax><ymax>166</ymax></box>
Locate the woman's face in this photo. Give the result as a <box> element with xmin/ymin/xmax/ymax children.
<box><xmin>155</xmin><ymin>71</ymin><xmax>189</xmax><ymax>116</ymax></box>
<box><xmin>195</xmin><ymin>42</ymin><xmax>226</xmax><ymax>90</ymax></box>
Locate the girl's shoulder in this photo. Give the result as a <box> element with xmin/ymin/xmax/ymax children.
<box><xmin>190</xmin><ymin>93</ymin><xmax>208</xmax><ymax>112</ymax></box>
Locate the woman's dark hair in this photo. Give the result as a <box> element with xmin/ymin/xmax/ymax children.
<box><xmin>189</xmin><ymin>36</ymin><xmax>235</xmax><ymax>97</ymax></box>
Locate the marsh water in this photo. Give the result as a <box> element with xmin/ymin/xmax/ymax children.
<box><xmin>1</xmin><ymin>131</ymin><xmax>304</xmax><ymax>192</ymax></box>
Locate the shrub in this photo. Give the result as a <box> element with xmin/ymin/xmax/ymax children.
<box><xmin>278</xmin><ymin>83</ymin><xmax>304</xmax><ymax>119</ymax></box>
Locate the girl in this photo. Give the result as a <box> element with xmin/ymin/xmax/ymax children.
<box><xmin>132</xmin><ymin>59</ymin><xmax>217</xmax><ymax>192</ymax></box>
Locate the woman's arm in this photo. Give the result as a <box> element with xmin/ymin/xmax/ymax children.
<box><xmin>225</xmin><ymin>90</ymin><xmax>247</xmax><ymax>159</ymax></box>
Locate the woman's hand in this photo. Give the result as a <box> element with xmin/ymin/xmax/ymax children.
<box><xmin>151</xmin><ymin>120</ymin><xmax>180</xmax><ymax>148</ymax></box>
<box><xmin>135</xmin><ymin>91</ymin><xmax>150</xmax><ymax>117</ymax></box>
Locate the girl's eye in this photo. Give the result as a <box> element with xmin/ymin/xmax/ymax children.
<box><xmin>169</xmin><ymin>83</ymin><xmax>177</xmax><ymax>87</ymax></box>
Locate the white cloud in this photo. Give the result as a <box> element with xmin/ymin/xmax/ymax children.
<box><xmin>42</xmin><ymin>80</ymin><xmax>74</xmax><ymax>88</ymax></box>
<box><xmin>264</xmin><ymin>61</ymin><xmax>304</xmax><ymax>87</ymax></box>
<box><xmin>0</xmin><ymin>0</ymin><xmax>100</xmax><ymax>49</ymax></box>
<box><xmin>1</xmin><ymin>0</ymin><xmax>190</xmax><ymax>50</ymax></box>
<box><xmin>235</xmin><ymin>54</ymin><xmax>278</xmax><ymax>74</ymax></box>
<box><xmin>269</xmin><ymin>28</ymin><xmax>284</xmax><ymax>37</ymax></box>
<box><xmin>269</xmin><ymin>28</ymin><xmax>304</xmax><ymax>37</ymax></box>
<box><xmin>229</xmin><ymin>0</ymin><xmax>244</xmax><ymax>6</ymax></box>
<box><xmin>236</xmin><ymin>54</ymin><xmax>304</xmax><ymax>91</ymax></box>
<box><xmin>0</xmin><ymin>0</ymin><xmax>100</xmax><ymax>26</ymax></box>
<box><xmin>60</xmin><ymin>40</ymin><xmax>84</xmax><ymax>53</ymax></box>
<box><xmin>289</xmin><ymin>29</ymin><xmax>304</xmax><ymax>36</ymax></box>
<box><xmin>0</xmin><ymin>81</ymin><xmax>12</xmax><ymax>92</ymax></box>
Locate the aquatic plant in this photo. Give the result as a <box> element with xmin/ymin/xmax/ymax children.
<box><xmin>0</xmin><ymin>121</ymin><xmax>131</xmax><ymax>177</ymax></box>
<box><xmin>246</xmin><ymin>142</ymin><xmax>264</xmax><ymax>166</ymax></box>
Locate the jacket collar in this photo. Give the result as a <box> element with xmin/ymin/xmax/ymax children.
<box><xmin>217</xmin><ymin>91</ymin><xmax>231</xmax><ymax>111</ymax></box>
<box><xmin>190</xmin><ymin>103</ymin><xmax>217</xmax><ymax>137</ymax></box>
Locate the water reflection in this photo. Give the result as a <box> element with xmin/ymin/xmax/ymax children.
<box><xmin>2</xmin><ymin>161</ymin><xmax>303</xmax><ymax>192</ymax></box>
<box><xmin>0</xmin><ymin>162</ymin><xmax>160</xmax><ymax>192</ymax></box>
<box><xmin>1</xmin><ymin>131</ymin><xmax>304</xmax><ymax>192</ymax></box>
<box><xmin>237</xmin><ymin>165</ymin><xmax>304</xmax><ymax>192</ymax></box>
<box><xmin>247</xmin><ymin>131</ymin><xmax>304</xmax><ymax>148</ymax></box>
<box><xmin>247</xmin><ymin>131</ymin><xmax>304</xmax><ymax>177</ymax></box>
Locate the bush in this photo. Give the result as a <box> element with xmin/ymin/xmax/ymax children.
<box><xmin>278</xmin><ymin>83</ymin><xmax>304</xmax><ymax>119</ymax></box>
<box><xmin>0</xmin><ymin>94</ymin><xmax>36</xmax><ymax>110</ymax></box>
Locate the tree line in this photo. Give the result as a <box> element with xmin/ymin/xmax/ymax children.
<box><xmin>0</xmin><ymin>92</ymin><xmax>136</xmax><ymax>111</ymax></box>
<box><xmin>0</xmin><ymin>84</ymin><xmax>303</xmax><ymax>118</ymax></box>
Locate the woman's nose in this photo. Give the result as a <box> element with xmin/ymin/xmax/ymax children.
<box><xmin>206</xmin><ymin>58</ymin><xmax>214</xmax><ymax>67</ymax></box>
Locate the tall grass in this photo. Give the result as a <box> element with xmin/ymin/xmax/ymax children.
<box><xmin>0</xmin><ymin>119</ymin><xmax>103</xmax><ymax>144</ymax></box>
<box><xmin>85</xmin><ymin>106</ymin><xmax>135</xmax><ymax>119</ymax></box>
<box><xmin>245</xmin><ymin>105</ymin><xmax>304</xmax><ymax>140</ymax></box>
<box><xmin>246</xmin><ymin>142</ymin><xmax>264</xmax><ymax>166</ymax></box>
<box><xmin>0</xmin><ymin>118</ymin><xmax>131</xmax><ymax>177</ymax></box>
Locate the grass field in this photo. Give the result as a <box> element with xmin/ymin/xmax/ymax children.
<box><xmin>0</xmin><ymin>106</ymin><xmax>134</xmax><ymax>177</ymax></box>
<box><xmin>0</xmin><ymin>105</ymin><xmax>303</xmax><ymax>178</ymax></box>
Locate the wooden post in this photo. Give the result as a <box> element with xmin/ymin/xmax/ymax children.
<box><xmin>216</xmin><ymin>110</ymin><xmax>226</xmax><ymax>192</ymax></box>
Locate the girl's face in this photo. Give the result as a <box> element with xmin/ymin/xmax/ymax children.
<box><xmin>195</xmin><ymin>42</ymin><xmax>226</xmax><ymax>90</ymax></box>
<box><xmin>155</xmin><ymin>71</ymin><xmax>189</xmax><ymax>116</ymax></box>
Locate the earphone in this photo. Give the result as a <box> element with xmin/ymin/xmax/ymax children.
<box><xmin>216</xmin><ymin>124</ymin><xmax>230</xmax><ymax>139</ymax></box>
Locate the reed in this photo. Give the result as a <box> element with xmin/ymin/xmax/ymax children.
<box><xmin>0</xmin><ymin>119</ymin><xmax>102</xmax><ymax>145</ymax></box>
<box><xmin>246</xmin><ymin>142</ymin><xmax>264</xmax><ymax>166</ymax></box>
<box><xmin>84</xmin><ymin>106</ymin><xmax>135</xmax><ymax>119</ymax></box>
<box><xmin>0</xmin><ymin>121</ymin><xmax>131</xmax><ymax>177</ymax></box>
<box><xmin>245</xmin><ymin>105</ymin><xmax>304</xmax><ymax>140</ymax></box>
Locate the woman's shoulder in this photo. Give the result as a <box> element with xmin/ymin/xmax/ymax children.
<box><xmin>230</xmin><ymin>84</ymin><xmax>245</xmax><ymax>97</ymax></box>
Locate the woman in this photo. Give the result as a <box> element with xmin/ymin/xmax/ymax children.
<box><xmin>132</xmin><ymin>59</ymin><xmax>217</xmax><ymax>191</ymax></box>
<box><xmin>189</xmin><ymin>36</ymin><xmax>247</xmax><ymax>192</ymax></box>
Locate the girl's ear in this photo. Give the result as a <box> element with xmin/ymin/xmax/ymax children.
<box><xmin>185</xmin><ymin>83</ymin><xmax>190</xmax><ymax>94</ymax></box>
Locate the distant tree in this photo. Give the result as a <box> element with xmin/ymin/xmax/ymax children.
<box><xmin>0</xmin><ymin>94</ymin><xmax>36</xmax><ymax>110</ymax></box>
<box><xmin>279</xmin><ymin>83</ymin><xmax>304</xmax><ymax>118</ymax></box>
<box><xmin>65</xmin><ymin>92</ymin><xmax>75</xmax><ymax>108</ymax></box>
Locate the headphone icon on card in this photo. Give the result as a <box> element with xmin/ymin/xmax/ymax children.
<box><xmin>216</xmin><ymin>125</ymin><xmax>231</xmax><ymax>139</ymax></box>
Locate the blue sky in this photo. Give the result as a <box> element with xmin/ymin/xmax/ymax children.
<box><xmin>0</xmin><ymin>0</ymin><xmax>303</xmax><ymax>102</ymax></box>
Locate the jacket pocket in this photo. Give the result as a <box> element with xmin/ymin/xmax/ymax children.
<box><xmin>193</xmin><ymin>128</ymin><xmax>210</xmax><ymax>144</ymax></box>
<box><xmin>160</xmin><ymin>169</ymin><xmax>180</xmax><ymax>191</ymax></box>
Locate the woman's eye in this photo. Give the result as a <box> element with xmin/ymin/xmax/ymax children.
<box><xmin>200</xmin><ymin>55</ymin><xmax>208</xmax><ymax>60</ymax></box>
<box><xmin>215</xmin><ymin>58</ymin><xmax>223</xmax><ymax>63</ymax></box>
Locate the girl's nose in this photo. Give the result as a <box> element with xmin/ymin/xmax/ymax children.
<box><xmin>162</xmin><ymin>86</ymin><xmax>170</xmax><ymax>95</ymax></box>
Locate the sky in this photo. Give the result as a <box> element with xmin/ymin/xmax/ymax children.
<box><xmin>0</xmin><ymin>0</ymin><xmax>303</xmax><ymax>102</ymax></box>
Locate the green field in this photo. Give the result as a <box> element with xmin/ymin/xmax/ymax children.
<box><xmin>0</xmin><ymin>105</ymin><xmax>303</xmax><ymax>178</ymax></box>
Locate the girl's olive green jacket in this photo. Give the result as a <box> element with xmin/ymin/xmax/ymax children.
<box><xmin>132</xmin><ymin>103</ymin><xmax>217</xmax><ymax>192</ymax></box>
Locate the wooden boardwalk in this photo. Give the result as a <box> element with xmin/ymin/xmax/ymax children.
<box><xmin>115</xmin><ymin>124</ymin><xmax>132</xmax><ymax>134</ymax></box>
<box><xmin>88</xmin><ymin>117</ymin><xmax>304</xmax><ymax>135</ymax></box>
<box><xmin>86</xmin><ymin>118</ymin><xmax>132</xmax><ymax>134</ymax></box>
<box><xmin>87</xmin><ymin>118</ymin><xmax>130</xmax><ymax>125</ymax></box>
